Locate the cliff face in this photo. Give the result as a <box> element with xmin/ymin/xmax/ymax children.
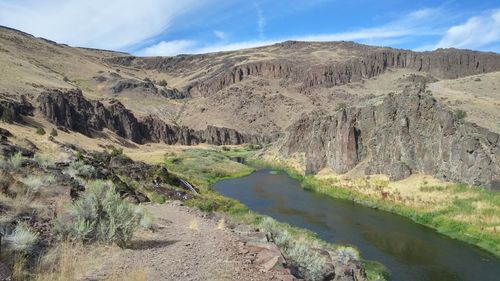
<box><xmin>191</xmin><ymin>61</ymin><xmax>294</xmax><ymax>96</ymax></box>
<box><xmin>107</xmin><ymin>46</ymin><xmax>500</xmax><ymax>97</ymax></box>
<box><xmin>301</xmin><ymin>49</ymin><xmax>500</xmax><ymax>90</ymax></box>
<box><xmin>0</xmin><ymin>94</ymin><xmax>34</xmax><ymax>122</ymax></box>
<box><xmin>37</xmin><ymin>89</ymin><xmax>268</xmax><ymax>145</ymax></box>
<box><xmin>281</xmin><ymin>88</ymin><xmax>500</xmax><ymax>189</ymax></box>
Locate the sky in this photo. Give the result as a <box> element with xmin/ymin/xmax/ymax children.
<box><xmin>0</xmin><ymin>0</ymin><xmax>499</xmax><ymax>56</ymax></box>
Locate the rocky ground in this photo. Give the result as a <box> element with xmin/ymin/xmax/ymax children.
<box><xmin>82</xmin><ymin>201</ymin><xmax>294</xmax><ymax>281</ymax></box>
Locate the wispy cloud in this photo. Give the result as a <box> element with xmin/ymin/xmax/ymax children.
<box><xmin>139</xmin><ymin>7</ymin><xmax>445</xmax><ymax>56</ymax></box>
<box><xmin>255</xmin><ymin>3</ymin><xmax>266</xmax><ymax>39</ymax></box>
<box><xmin>435</xmin><ymin>9</ymin><xmax>500</xmax><ymax>50</ymax></box>
<box><xmin>141</xmin><ymin>40</ymin><xmax>197</xmax><ymax>56</ymax></box>
<box><xmin>0</xmin><ymin>0</ymin><xmax>201</xmax><ymax>50</ymax></box>
<box><xmin>213</xmin><ymin>30</ymin><xmax>227</xmax><ymax>40</ymax></box>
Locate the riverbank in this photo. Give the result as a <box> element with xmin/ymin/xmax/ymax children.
<box><xmin>162</xmin><ymin>146</ymin><xmax>390</xmax><ymax>280</ymax></box>
<box><xmin>251</xmin><ymin>157</ymin><xmax>500</xmax><ymax>258</ymax></box>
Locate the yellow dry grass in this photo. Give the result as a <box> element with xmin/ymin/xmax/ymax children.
<box><xmin>429</xmin><ymin>71</ymin><xmax>500</xmax><ymax>134</ymax></box>
<box><xmin>34</xmin><ymin>242</ymin><xmax>119</xmax><ymax>281</ymax></box>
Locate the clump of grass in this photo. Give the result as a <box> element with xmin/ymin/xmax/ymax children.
<box><xmin>55</xmin><ymin>180</ymin><xmax>139</xmax><ymax>246</ymax></box>
<box><xmin>34</xmin><ymin>242</ymin><xmax>108</xmax><ymax>281</ymax></box>
<box><xmin>259</xmin><ymin>217</ymin><xmax>329</xmax><ymax>280</ymax></box>
<box><xmin>419</xmin><ymin>185</ymin><xmax>449</xmax><ymax>192</ymax></box>
<box><xmin>64</xmin><ymin>161</ymin><xmax>96</xmax><ymax>179</ymax></box>
<box><xmin>287</xmin><ymin>239</ymin><xmax>328</xmax><ymax>280</ymax></box>
<box><xmin>21</xmin><ymin>175</ymin><xmax>45</xmax><ymax>193</ymax></box>
<box><xmin>2</xmin><ymin>152</ymin><xmax>24</xmax><ymax>171</ymax></box>
<box><xmin>21</xmin><ymin>174</ymin><xmax>57</xmax><ymax>193</ymax></box>
<box><xmin>34</xmin><ymin>153</ymin><xmax>55</xmax><ymax>169</ymax></box>
<box><xmin>335</xmin><ymin>246</ymin><xmax>360</xmax><ymax>264</ymax></box>
<box><xmin>110</xmin><ymin>147</ymin><xmax>123</xmax><ymax>157</ymax></box>
<box><xmin>134</xmin><ymin>207</ymin><xmax>155</xmax><ymax>230</ymax></box>
<box><xmin>4</xmin><ymin>223</ymin><xmax>39</xmax><ymax>254</ymax></box>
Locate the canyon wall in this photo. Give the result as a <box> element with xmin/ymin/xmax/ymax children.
<box><xmin>37</xmin><ymin>89</ymin><xmax>269</xmax><ymax>145</ymax></box>
<box><xmin>280</xmin><ymin>88</ymin><xmax>500</xmax><ymax>189</ymax></box>
<box><xmin>107</xmin><ymin>46</ymin><xmax>500</xmax><ymax>97</ymax></box>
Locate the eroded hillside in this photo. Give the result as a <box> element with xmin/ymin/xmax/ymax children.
<box><xmin>1</xmin><ymin>25</ymin><xmax>500</xmax><ymax>189</ymax></box>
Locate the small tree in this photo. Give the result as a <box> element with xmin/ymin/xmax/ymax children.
<box><xmin>36</xmin><ymin>127</ymin><xmax>46</xmax><ymax>135</ymax></box>
<box><xmin>158</xmin><ymin>79</ymin><xmax>168</xmax><ymax>87</ymax></box>
<box><xmin>50</xmin><ymin>128</ymin><xmax>58</xmax><ymax>137</ymax></box>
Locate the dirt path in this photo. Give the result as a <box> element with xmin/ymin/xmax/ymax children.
<box><xmin>83</xmin><ymin>201</ymin><xmax>291</xmax><ymax>281</ymax></box>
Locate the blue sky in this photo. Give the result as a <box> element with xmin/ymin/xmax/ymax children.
<box><xmin>0</xmin><ymin>0</ymin><xmax>499</xmax><ymax>56</ymax></box>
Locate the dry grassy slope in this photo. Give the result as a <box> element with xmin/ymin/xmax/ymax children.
<box><xmin>429</xmin><ymin>71</ymin><xmax>500</xmax><ymax>134</ymax></box>
<box><xmin>0</xmin><ymin>26</ymin><xmax>182</xmax><ymax>120</ymax></box>
<box><xmin>1</xmin><ymin>26</ymin><xmax>499</xmax><ymax>136</ymax></box>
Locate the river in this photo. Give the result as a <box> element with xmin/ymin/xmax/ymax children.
<box><xmin>213</xmin><ymin>169</ymin><xmax>500</xmax><ymax>281</ymax></box>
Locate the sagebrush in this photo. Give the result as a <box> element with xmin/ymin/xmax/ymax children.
<box><xmin>55</xmin><ymin>180</ymin><xmax>139</xmax><ymax>246</ymax></box>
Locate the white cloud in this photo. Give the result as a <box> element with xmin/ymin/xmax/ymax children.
<box><xmin>141</xmin><ymin>40</ymin><xmax>197</xmax><ymax>56</ymax></box>
<box><xmin>138</xmin><ymin>8</ymin><xmax>445</xmax><ymax>56</ymax></box>
<box><xmin>213</xmin><ymin>30</ymin><xmax>227</xmax><ymax>40</ymax></box>
<box><xmin>435</xmin><ymin>10</ymin><xmax>500</xmax><ymax>49</ymax></box>
<box><xmin>196</xmin><ymin>39</ymin><xmax>279</xmax><ymax>53</ymax></box>
<box><xmin>0</xmin><ymin>0</ymin><xmax>201</xmax><ymax>50</ymax></box>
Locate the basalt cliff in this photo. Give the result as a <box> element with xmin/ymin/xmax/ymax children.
<box><xmin>36</xmin><ymin>89</ymin><xmax>269</xmax><ymax>145</ymax></box>
<box><xmin>280</xmin><ymin>87</ymin><xmax>500</xmax><ymax>189</ymax></box>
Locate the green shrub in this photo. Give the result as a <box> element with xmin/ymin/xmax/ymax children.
<box><xmin>56</xmin><ymin>180</ymin><xmax>139</xmax><ymax>246</ymax></box>
<box><xmin>110</xmin><ymin>147</ymin><xmax>123</xmax><ymax>157</ymax></box>
<box><xmin>135</xmin><ymin>207</ymin><xmax>155</xmax><ymax>230</ymax></box>
<box><xmin>21</xmin><ymin>174</ymin><xmax>57</xmax><ymax>193</ymax></box>
<box><xmin>65</xmin><ymin>161</ymin><xmax>96</xmax><ymax>178</ymax></box>
<box><xmin>22</xmin><ymin>175</ymin><xmax>45</xmax><ymax>193</ymax></box>
<box><xmin>1</xmin><ymin>152</ymin><xmax>24</xmax><ymax>171</ymax></box>
<box><xmin>4</xmin><ymin>223</ymin><xmax>39</xmax><ymax>253</ymax></box>
<box><xmin>259</xmin><ymin>217</ymin><xmax>328</xmax><ymax>280</ymax></box>
<box><xmin>36</xmin><ymin>127</ymin><xmax>46</xmax><ymax>135</ymax></box>
<box><xmin>287</xmin><ymin>239</ymin><xmax>327</xmax><ymax>281</ymax></box>
<box><xmin>63</xmin><ymin>76</ymin><xmax>70</xmax><ymax>82</ymax></box>
<box><xmin>454</xmin><ymin>109</ymin><xmax>467</xmax><ymax>120</ymax></box>
<box><xmin>50</xmin><ymin>128</ymin><xmax>58</xmax><ymax>137</ymax></box>
<box><xmin>158</xmin><ymin>79</ymin><xmax>168</xmax><ymax>87</ymax></box>
<box><xmin>335</xmin><ymin>246</ymin><xmax>360</xmax><ymax>264</ymax></box>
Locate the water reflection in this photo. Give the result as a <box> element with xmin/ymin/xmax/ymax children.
<box><xmin>214</xmin><ymin>169</ymin><xmax>500</xmax><ymax>281</ymax></box>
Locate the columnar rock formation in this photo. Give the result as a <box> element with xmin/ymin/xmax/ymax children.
<box><xmin>106</xmin><ymin>44</ymin><xmax>500</xmax><ymax>97</ymax></box>
<box><xmin>37</xmin><ymin>89</ymin><xmax>269</xmax><ymax>145</ymax></box>
<box><xmin>280</xmin><ymin>88</ymin><xmax>500</xmax><ymax>189</ymax></box>
<box><xmin>0</xmin><ymin>94</ymin><xmax>34</xmax><ymax>122</ymax></box>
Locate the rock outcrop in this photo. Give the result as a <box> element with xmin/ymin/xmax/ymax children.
<box><xmin>110</xmin><ymin>78</ymin><xmax>189</xmax><ymax>99</ymax></box>
<box><xmin>281</xmin><ymin>87</ymin><xmax>500</xmax><ymax>189</ymax></box>
<box><xmin>0</xmin><ymin>94</ymin><xmax>34</xmax><ymax>122</ymax></box>
<box><xmin>37</xmin><ymin>89</ymin><xmax>268</xmax><ymax>145</ymax></box>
